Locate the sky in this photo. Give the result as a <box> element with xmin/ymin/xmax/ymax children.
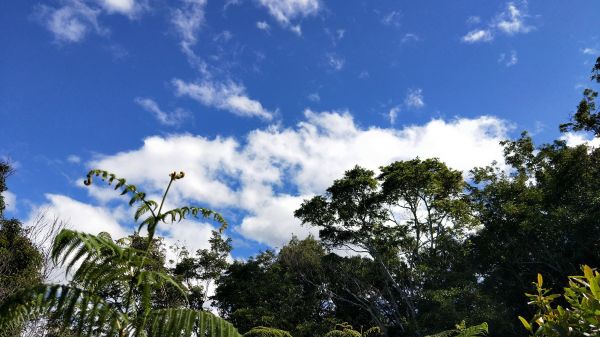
<box><xmin>1</xmin><ymin>0</ymin><xmax>599</xmax><ymax>259</ymax></box>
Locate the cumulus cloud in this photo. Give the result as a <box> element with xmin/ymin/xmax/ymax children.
<box><xmin>404</xmin><ymin>88</ymin><xmax>425</xmax><ymax>109</ymax></box>
<box><xmin>561</xmin><ymin>133</ymin><xmax>600</xmax><ymax>149</ymax></box>
<box><xmin>498</xmin><ymin>50</ymin><xmax>518</xmax><ymax>67</ymax></box>
<box><xmin>134</xmin><ymin>97</ymin><xmax>190</xmax><ymax>126</ymax></box>
<box><xmin>87</xmin><ymin>110</ymin><xmax>509</xmax><ymax>247</ymax></box>
<box><xmin>172</xmin><ymin>79</ymin><xmax>275</xmax><ymax>120</ymax></box>
<box><xmin>462</xmin><ymin>29</ymin><xmax>493</xmax><ymax>43</ymax></box>
<box><xmin>388</xmin><ymin>106</ymin><xmax>401</xmax><ymax>125</ymax></box>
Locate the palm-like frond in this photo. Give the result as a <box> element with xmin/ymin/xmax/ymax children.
<box><xmin>146</xmin><ymin>308</ymin><xmax>242</xmax><ymax>337</ymax></box>
<box><xmin>0</xmin><ymin>284</ymin><xmax>126</xmax><ymax>337</ymax></box>
<box><xmin>0</xmin><ymin>169</ymin><xmax>242</xmax><ymax>337</ymax></box>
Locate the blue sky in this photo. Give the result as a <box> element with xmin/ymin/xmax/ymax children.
<box><xmin>1</xmin><ymin>0</ymin><xmax>599</xmax><ymax>258</ymax></box>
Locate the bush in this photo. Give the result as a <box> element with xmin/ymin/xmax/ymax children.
<box><xmin>243</xmin><ymin>326</ymin><xmax>293</xmax><ymax>337</ymax></box>
<box><xmin>324</xmin><ymin>323</ymin><xmax>362</xmax><ymax>337</ymax></box>
<box><xmin>519</xmin><ymin>266</ymin><xmax>600</xmax><ymax>336</ymax></box>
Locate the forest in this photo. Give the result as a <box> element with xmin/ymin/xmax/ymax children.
<box><xmin>0</xmin><ymin>57</ymin><xmax>599</xmax><ymax>337</ymax></box>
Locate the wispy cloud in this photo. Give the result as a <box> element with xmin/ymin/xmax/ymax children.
<box><xmin>307</xmin><ymin>93</ymin><xmax>320</xmax><ymax>102</ymax></box>
<box><xmin>462</xmin><ymin>2</ymin><xmax>534</xmax><ymax>44</ymax></box>
<box><xmin>257</xmin><ymin>0</ymin><xmax>320</xmax><ymax>34</ymax></box>
<box><xmin>401</xmin><ymin>33</ymin><xmax>420</xmax><ymax>43</ymax></box>
<box><xmin>462</xmin><ymin>29</ymin><xmax>493</xmax><ymax>43</ymax></box>
<box><xmin>171</xmin><ymin>0</ymin><xmax>206</xmax><ymax>53</ymax></box>
<box><xmin>388</xmin><ymin>106</ymin><xmax>400</xmax><ymax>124</ymax></box>
<box><xmin>34</xmin><ymin>0</ymin><xmax>145</xmax><ymax>43</ymax></box>
<box><xmin>381</xmin><ymin>10</ymin><xmax>402</xmax><ymax>27</ymax></box>
<box><xmin>582</xmin><ymin>47</ymin><xmax>599</xmax><ymax>55</ymax></box>
<box><xmin>405</xmin><ymin>88</ymin><xmax>425</xmax><ymax>109</ymax></box>
<box><xmin>494</xmin><ymin>2</ymin><xmax>534</xmax><ymax>35</ymax></box>
<box><xmin>134</xmin><ymin>97</ymin><xmax>190</xmax><ymax>126</ymax></box>
<box><xmin>326</xmin><ymin>53</ymin><xmax>345</xmax><ymax>71</ymax></box>
<box><xmin>498</xmin><ymin>50</ymin><xmax>518</xmax><ymax>67</ymax></box>
<box><xmin>256</xmin><ymin>21</ymin><xmax>270</xmax><ymax>31</ymax></box>
<box><xmin>172</xmin><ymin>79</ymin><xmax>275</xmax><ymax>120</ymax></box>
<box><xmin>35</xmin><ymin>0</ymin><xmax>105</xmax><ymax>43</ymax></box>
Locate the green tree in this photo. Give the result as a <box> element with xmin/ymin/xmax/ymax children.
<box><xmin>0</xmin><ymin>169</ymin><xmax>242</xmax><ymax>337</ymax></box>
<box><xmin>295</xmin><ymin>159</ymin><xmax>475</xmax><ymax>336</ymax></box>
<box><xmin>0</xmin><ymin>162</ymin><xmax>43</xmax><ymax>337</ymax></box>
<box><xmin>560</xmin><ymin>56</ymin><xmax>600</xmax><ymax>136</ymax></box>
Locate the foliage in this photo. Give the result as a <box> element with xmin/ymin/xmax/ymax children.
<box><xmin>560</xmin><ymin>56</ymin><xmax>600</xmax><ymax>136</ymax></box>
<box><xmin>0</xmin><ymin>161</ymin><xmax>44</xmax><ymax>337</ymax></box>
<box><xmin>243</xmin><ymin>326</ymin><xmax>293</xmax><ymax>337</ymax></box>
<box><xmin>324</xmin><ymin>323</ymin><xmax>361</xmax><ymax>337</ymax></box>
<box><xmin>425</xmin><ymin>322</ymin><xmax>488</xmax><ymax>337</ymax></box>
<box><xmin>519</xmin><ymin>266</ymin><xmax>600</xmax><ymax>336</ymax></box>
<box><xmin>295</xmin><ymin>159</ymin><xmax>475</xmax><ymax>335</ymax></box>
<box><xmin>0</xmin><ymin>169</ymin><xmax>242</xmax><ymax>337</ymax></box>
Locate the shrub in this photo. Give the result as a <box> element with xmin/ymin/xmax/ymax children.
<box><xmin>244</xmin><ymin>326</ymin><xmax>293</xmax><ymax>337</ymax></box>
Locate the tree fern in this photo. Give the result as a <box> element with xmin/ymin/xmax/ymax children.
<box><xmin>0</xmin><ymin>170</ymin><xmax>242</xmax><ymax>337</ymax></box>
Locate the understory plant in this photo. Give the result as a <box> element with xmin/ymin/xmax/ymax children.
<box><xmin>0</xmin><ymin>170</ymin><xmax>242</xmax><ymax>337</ymax></box>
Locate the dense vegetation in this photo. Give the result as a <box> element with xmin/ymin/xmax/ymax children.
<box><xmin>0</xmin><ymin>57</ymin><xmax>598</xmax><ymax>336</ymax></box>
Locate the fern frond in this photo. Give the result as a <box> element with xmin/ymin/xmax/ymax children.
<box><xmin>146</xmin><ymin>309</ymin><xmax>242</xmax><ymax>337</ymax></box>
<box><xmin>0</xmin><ymin>284</ymin><xmax>126</xmax><ymax>337</ymax></box>
<box><xmin>426</xmin><ymin>323</ymin><xmax>488</xmax><ymax>337</ymax></box>
<box><xmin>159</xmin><ymin>206</ymin><xmax>228</xmax><ymax>231</ymax></box>
<box><xmin>84</xmin><ymin>169</ymin><xmax>157</xmax><ymax>209</ymax></box>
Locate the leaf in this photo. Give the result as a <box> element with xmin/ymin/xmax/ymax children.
<box><xmin>518</xmin><ymin>316</ymin><xmax>532</xmax><ymax>332</ymax></box>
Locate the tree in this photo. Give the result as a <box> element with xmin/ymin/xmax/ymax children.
<box><xmin>295</xmin><ymin>159</ymin><xmax>475</xmax><ymax>336</ymax></box>
<box><xmin>0</xmin><ymin>162</ymin><xmax>43</xmax><ymax>337</ymax></box>
<box><xmin>560</xmin><ymin>56</ymin><xmax>600</xmax><ymax>136</ymax></box>
<box><xmin>0</xmin><ymin>169</ymin><xmax>242</xmax><ymax>337</ymax></box>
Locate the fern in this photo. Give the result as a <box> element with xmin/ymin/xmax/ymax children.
<box><xmin>425</xmin><ymin>322</ymin><xmax>488</xmax><ymax>337</ymax></box>
<box><xmin>0</xmin><ymin>170</ymin><xmax>242</xmax><ymax>337</ymax></box>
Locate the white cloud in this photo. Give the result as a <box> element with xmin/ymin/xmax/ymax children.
<box><xmin>35</xmin><ymin>0</ymin><xmax>144</xmax><ymax>43</ymax></box>
<box><xmin>404</xmin><ymin>88</ymin><xmax>425</xmax><ymax>109</ymax></box>
<box><xmin>87</xmin><ymin>110</ymin><xmax>509</xmax><ymax>247</ymax></box>
<box><xmin>171</xmin><ymin>0</ymin><xmax>207</xmax><ymax>55</ymax></box>
<box><xmin>67</xmin><ymin>155</ymin><xmax>81</xmax><ymax>164</ymax></box>
<box><xmin>388</xmin><ymin>106</ymin><xmax>400</xmax><ymax>125</ymax></box>
<box><xmin>173</xmin><ymin>79</ymin><xmax>275</xmax><ymax>120</ymax></box>
<box><xmin>494</xmin><ymin>2</ymin><xmax>533</xmax><ymax>35</ymax></box>
<box><xmin>256</xmin><ymin>21</ymin><xmax>270</xmax><ymax>31</ymax></box>
<box><xmin>401</xmin><ymin>33</ymin><xmax>420</xmax><ymax>43</ymax></box>
<box><xmin>257</xmin><ymin>0</ymin><xmax>320</xmax><ymax>25</ymax></box>
<box><xmin>307</xmin><ymin>93</ymin><xmax>320</xmax><ymax>102</ymax></box>
<box><xmin>290</xmin><ymin>24</ymin><xmax>302</xmax><ymax>36</ymax></box>
<box><xmin>462</xmin><ymin>29</ymin><xmax>493</xmax><ymax>43</ymax></box>
<box><xmin>36</xmin><ymin>0</ymin><xmax>105</xmax><ymax>43</ymax></box>
<box><xmin>135</xmin><ymin>97</ymin><xmax>190</xmax><ymax>126</ymax></box>
<box><xmin>99</xmin><ymin>0</ymin><xmax>143</xmax><ymax>16</ymax></box>
<box><xmin>2</xmin><ymin>191</ymin><xmax>16</xmax><ymax>213</ymax></box>
<box><xmin>462</xmin><ymin>2</ymin><xmax>534</xmax><ymax>45</ymax></box>
<box><xmin>561</xmin><ymin>133</ymin><xmax>600</xmax><ymax>149</ymax></box>
<box><xmin>467</xmin><ymin>16</ymin><xmax>481</xmax><ymax>25</ymax></box>
<box><xmin>498</xmin><ymin>50</ymin><xmax>518</xmax><ymax>67</ymax></box>
<box><xmin>29</xmin><ymin>194</ymin><xmax>129</xmax><ymax>239</ymax></box>
<box><xmin>582</xmin><ymin>48</ymin><xmax>599</xmax><ymax>55</ymax></box>
<box><xmin>326</xmin><ymin>53</ymin><xmax>345</xmax><ymax>71</ymax></box>
<box><xmin>381</xmin><ymin>10</ymin><xmax>402</xmax><ymax>27</ymax></box>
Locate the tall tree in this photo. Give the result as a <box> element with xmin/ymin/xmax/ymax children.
<box><xmin>295</xmin><ymin>159</ymin><xmax>475</xmax><ymax>336</ymax></box>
